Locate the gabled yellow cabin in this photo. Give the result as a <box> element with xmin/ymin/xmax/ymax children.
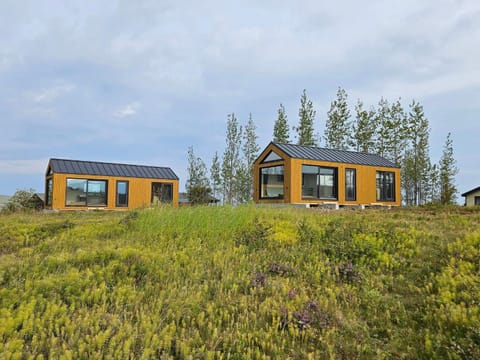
<box><xmin>253</xmin><ymin>143</ymin><xmax>401</xmax><ymax>207</ymax></box>
<box><xmin>44</xmin><ymin>158</ymin><xmax>179</xmax><ymax>210</ymax></box>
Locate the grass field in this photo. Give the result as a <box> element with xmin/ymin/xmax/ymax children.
<box><xmin>1</xmin><ymin>205</ymin><xmax>479</xmax><ymax>359</ymax></box>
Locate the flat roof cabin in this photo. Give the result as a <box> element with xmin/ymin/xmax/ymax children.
<box><xmin>254</xmin><ymin>142</ymin><xmax>401</xmax><ymax>208</ymax></box>
<box><xmin>45</xmin><ymin>158</ymin><xmax>179</xmax><ymax>210</ymax></box>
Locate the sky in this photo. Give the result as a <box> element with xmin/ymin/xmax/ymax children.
<box><xmin>1</xmin><ymin>0</ymin><xmax>479</xmax><ymax>201</ymax></box>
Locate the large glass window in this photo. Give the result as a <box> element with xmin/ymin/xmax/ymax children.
<box><xmin>66</xmin><ymin>178</ymin><xmax>107</xmax><ymax>206</ymax></box>
<box><xmin>345</xmin><ymin>168</ymin><xmax>356</xmax><ymax>201</ymax></box>
<box><xmin>302</xmin><ymin>165</ymin><xmax>337</xmax><ymax>200</ymax></box>
<box><xmin>45</xmin><ymin>178</ymin><xmax>53</xmax><ymax>206</ymax></box>
<box><xmin>116</xmin><ymin>181</ymin><xmax>129</xmax><ymax>207</ymax></box>
<box><xmin>260</xmin><ymin>166</ymin><xmax>284</xmax><ymax>199</ymax></box>
<box><xmin>376</xmin><ymin>171</ymin><xmax>395</xmax><ymax>201</ymax></box>
<box><xmin>152</xmin><ymin>183</ymin><xmax>173</xmax><ymax>204</ymax></box>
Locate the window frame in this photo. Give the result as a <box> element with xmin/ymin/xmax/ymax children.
<box><xmin>261</xmin><ymin>150</ymin><xmax>283</xmax><ymax>164</ymax></box>
<box><xmin>302</xmin><ymin>165</ymin><xmax>338</xmax><ymax>200</ymax></box>
<box><xmin>376</xmin><ymin>171</ymin><xmax>395</xmax><ymax>202</ymax></box>
<box><xmin>259</xmin><ymin>165</ymin><xmax>285</xmax><ymax>200</ymax></box>
<box><xmin>345</xmin><ymin>168</ymin><xmax>356</xmax><ymax>201</ymax></box>
<box><xmin>116</xmin><ymin>180</ymin><xmax>129</xmax><ymax>207</ymax></box>
<box><xmin>45</xmin><ymin>177</ymin><xmax>53</xmax><ymax>206</ymax></box>
<box><xmin>65</xmin><ymin>178</ymin><xmax>108</xmax><ymax>207</ymax></box>
<box><xmin>151</xmin><ymin>182</ymin><xmax>173</xmax><ymax>204</ymax></box>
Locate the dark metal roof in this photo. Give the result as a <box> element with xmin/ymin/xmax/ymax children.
<box><xmin>273</xmin><ymin>142</ymin><xmax>399</xmax><ymax>168</ymax></box>
<box><xmin>48</xmin><ymin>158</ymin><xmax>178</xmax><ymax>180</ymax></box>
<box><xmin>461</xmin><ymin>186</ymin><xmax>480</xmax><ymax>197</ymax></box>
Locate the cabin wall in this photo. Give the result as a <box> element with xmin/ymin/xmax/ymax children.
<box><xmin>289</xmin><ymin>159</ymin><xmax>401</xmax><ymax>206</ymax></box>
<box><xmin>254</xmin><ymin>159</ymin><xmax>290</xmax><ymax>204</ymax></box>
<box><xmin>47</xmin><ymin>173</ymin><xmax>179</xmax><ymax>210</ymax></box>
<box><xmin>253</xmin><ymin>143</ymin><xmax>401</xmax><ymax>206</ymax></box>
<box><xmin>464</xmin><ymin>189</ymin><xmax>480</xmax><ymax>206</ymax></box>
<box><xmin>254</xmin><ymin>143</ymin><xmax>292</xmax><ymax>204</ymax></box>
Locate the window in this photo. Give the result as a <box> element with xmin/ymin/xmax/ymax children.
<box><xmin>376</xmin><ymin>171</ymin><xmax>395</xmax><ymax>201</ymax></box>
<box><xmin>260</xmin><ymin>165</ymin><xmax>284</xmax><ymax>199</ymax></box>
<box><xmin>116</xmin><ymin>181</ymin><xmax>129</xmax><ymax>207</ymax></box>
<box><xmin>261</xmin><ymin>150</ymin><xmax>282</xmax><ymax>163</ymax></box>
<box><xmin>475</xmin><ymin>196</ymin><xmax>480</xmax><ymax>206</ymax></box>
<box><xmin>45</xmin><ymin>178</ymin><xmax>53</xmax><ymax>206</ymax></box>
<box><xmin>66</xmin><ymin>178</ymin><xmax>107</xmax><ymax>206</ymax></box>
<box><xmin>152</xmin><ymin>183</ymin><xmax>173</xmax><ymax>204</ymax></box>
<box><xmin>345</xmin><ymin>168</ymin><xmax>356</xmax><ymax>201</ymax></box>
<box><xmin>302</xmin><ymin>165</ymin><xmax>338</xmax><ymax>200</ymax></box>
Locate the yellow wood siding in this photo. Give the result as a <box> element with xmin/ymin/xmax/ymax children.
<box><xmin>288</xmin><ymin>159</ymin><xmax>400</xmax><ymax>206</ymax></box>
<box><xmin>47</xmin><ymin>173</ymin><xmax>179</xmax><ymax>210</ymax></box>
<box><xmin>254</xmin><ymin>143</ymin><xmax>291</xmax><ymax>204</ymax></box>
<box><xmin>254</xmin><ymin>143</ymin><xmax>401</xmax><ymax>206</ymax></box>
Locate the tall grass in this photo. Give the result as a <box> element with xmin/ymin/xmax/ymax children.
<box><xmin>0</xmin><ymin>205</ymin><xmax>479</xmax><ymax>358</ymax></box>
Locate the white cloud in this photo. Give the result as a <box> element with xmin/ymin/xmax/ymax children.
<box><xmin>115</xmin><ymin>102</ymin><xmax>141</xmax><ymax>118</ymax></box>
<box><xmin>32</xmin><ymin>83</ymin><xmax>75</xmax><ymax>103</ymax></box>
<box><xmin>1</xmin><ymin>1</ymin><xmax>479</xmax><ymax>194</ymax></box>
<box><xmin>0</xmin><ymin>159</ymin><xmax>48</xmax><ymax>175</ymax></box>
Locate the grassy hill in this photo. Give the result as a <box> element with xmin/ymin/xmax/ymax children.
<box><xmin>1</xmin><ymin>206</ymin><xmax>479</xmax><ymax>359</ymax></box>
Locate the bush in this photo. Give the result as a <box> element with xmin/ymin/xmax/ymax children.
<box><xmin>187</xmin><ymin>185</ymin><xmax>212</xmax><ymax>205</ymax></box>
<box><xmin>0</xmin><ymin>205</ymin><xmax>479</xmax><ymax>358</ymax></box>
<box><xmin>3</xmin><ymin>188</ymin><xmax>39</xmax><ymax>213</ymax></box>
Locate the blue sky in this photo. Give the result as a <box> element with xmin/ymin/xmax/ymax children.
<box><xmin>1</xmin><ymin>0</ymin><xmax>479</xmax><ymax>200</ymax></box>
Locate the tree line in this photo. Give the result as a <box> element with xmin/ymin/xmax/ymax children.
<box><xmin>187</xmin><ymin>113</ymin><xmax>259</xmax><ymax>205</ymax></box>
<box><xmin>187</xmin><ymin>87</ymin><xmax>458</xmax><ymax>205</ymax></box>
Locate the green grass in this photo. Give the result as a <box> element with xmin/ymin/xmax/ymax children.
<box><xmin>1</xmin><ymin>205</ymin><xmax>479</xmax><ymax>359</ymax></box>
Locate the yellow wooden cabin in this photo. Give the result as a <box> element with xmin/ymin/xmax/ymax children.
<box><xmin>44</xmin><ymin>158</ymin><xmax>179</xmax><ymax>210</ymax></box>
<box><xmin>254</xmin><ymin>143</ymin><xmax>401</xmax><ymax>208</ymax></box>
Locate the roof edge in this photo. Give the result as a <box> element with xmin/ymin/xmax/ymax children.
<box><xmin>461</xmin><ymin>186</ymin><xmax>480</xmax><ymax>197</ymax></box>
<box><xmin>48</xmin><ymin>157</ymin><xmax>176</xmax><ymax>171</ymax></box>
<box><xmin>271</xmin><ymin>142</ymin><xmax>401</xmax><ymax>169</ymax></box>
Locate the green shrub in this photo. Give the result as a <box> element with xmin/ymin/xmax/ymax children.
<box><xmin>0</xmin><ymin>206</ymin><xmax>479</xmax><ymax>358</ymax></box>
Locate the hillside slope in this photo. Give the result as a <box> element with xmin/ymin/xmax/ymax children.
<box><xmin>1</xmin><ymin>206</ymin><xmax>479</xmax><ymax>359</ymax></box>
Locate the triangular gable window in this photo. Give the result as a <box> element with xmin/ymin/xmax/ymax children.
<box><xmin>47</xmin><ymin>167</ymin><xmax>53</xmax><ymax>176</ymax></box>
<box><xmin>261</xmin><ymin>150</ymin><xmax>283</xmax><ymax>163</ymax></box>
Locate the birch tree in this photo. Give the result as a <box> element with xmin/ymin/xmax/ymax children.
<box><xmin>241</xmin><ymin>113</ymin><xmax>260</xmax><ymax>201</ymax></box>
<box><xmin>324</xmin><ymin>87</ymin><xmax>351</xmax><ymax>150</ymax></box>
<box><xmin>439</xmin><ymin>132</ymin><xmax>458</xmax><ymax>205</ymax></box>
<box><xmin>186</xmin><ymin>146</ymin><xmax>211</xmax><ymax>204</ymax></box>
<box><xmin>210</xmin><ymin>151</ymin><xmax>221</xmax><ymax>204</ymax></box>
<box><xmin>295</xmin><ymin>89</ymin><xmax>317</xmax><ymax>146</ymax></box>
<box><xmin>273</xmin><ymin>103</ymin><xmax>290</xmax><ymax>143</ymax></box>
<box><xmin>351</xmin><ymin>100</ymin><xmax>376</xmax><ymax>152</ymax></box>
<box><xmin>221</xmin><ymin>113</ymin><xmax>242</xmax><ymax>205</ymax></box>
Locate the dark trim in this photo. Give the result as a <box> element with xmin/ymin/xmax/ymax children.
<box><xmin>116</xmin><ymin>180</ymin><xmax>129</xmax><ymax>207</ymax></box>
<box><xmin>260</xmin><ymin>150</ymin><xmax>284</xmax><ymax>164</ymax></box>
<box><xmin>45</xmin><ymin>176</ymin><xmax>53</xmax><ymax>207</ymax></box>
<box><xmin>301</xmin><ymin>164</ymin><xmax>338</xmax><ymax>201</ymax></box>
<box><xmin>151</xmin><ymin>182</ymin><xmax>174</xmax><ymax>204</ymax></box>
<box><xmin>65</xmin><ymin>178</ymin><xmax>108</xmax><ymax>207</ymax></box>
<box><xmin>461</xmin><ymin>186</ymin><xmax>480</xmax><ymax>197</ymax></box>
<box><xmin>376</xmin><ymin>171</ymin><xmax>395</xmax><ymax>202</ymax></box>
<box><xmin>259</xmin><ymin>165</ymin><xmax>285</xmax><ymax>200</ymax></box>
<box><xmin>345</xmin><ymin>168</ymin><xmax>356</xmax><ymax>201</ymax></box>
